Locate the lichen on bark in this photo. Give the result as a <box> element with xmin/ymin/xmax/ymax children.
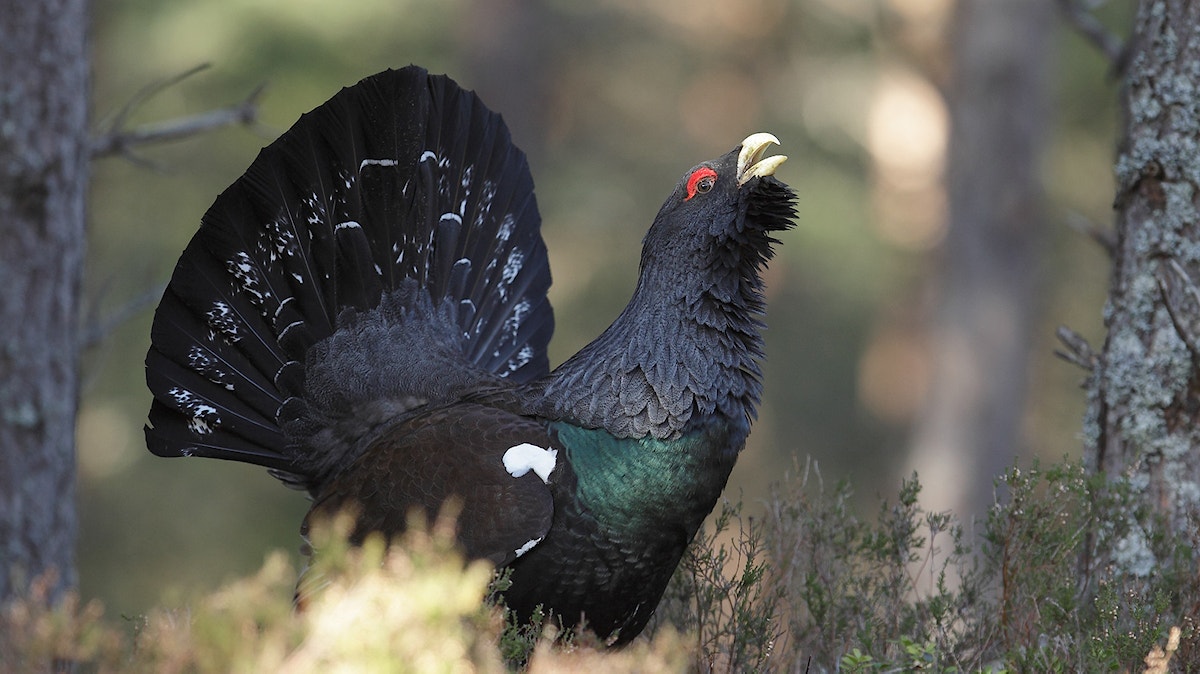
<box><xmin>1088</xmin><ymin>0</ymin><xmax>1200</xmax><ymax>570</ymax></box>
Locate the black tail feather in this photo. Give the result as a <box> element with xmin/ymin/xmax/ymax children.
<box><xmin>145</xmin><ymin>66</ymin><xmax>554</xmax><ymax>484</ymax></box>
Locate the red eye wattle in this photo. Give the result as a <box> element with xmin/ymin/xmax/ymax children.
<box><xmin>685</xmin><ymin>167</ymin><xmax>718</xmax><ymax>201</ymax></box>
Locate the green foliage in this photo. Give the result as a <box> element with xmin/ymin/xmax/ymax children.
<box><xmin>756</xmin><ymin>462</ymin><xmax>998</xmax><ymax>671</ymax></box>
<box><xmin>655</xmin><ymin>458</ymin><xmax>1198</xmax><ymax>672</ymax></box>
<box><xmin>5</xmin><ymin>458</ymin><xmax>1197</xmax><ymax>672</ymax></box>
<box><xmin>652</xmin><ymin>498</ymin><xmax>784</xmax><ymax>673</ymax></box>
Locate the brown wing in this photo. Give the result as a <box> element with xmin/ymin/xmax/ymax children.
<box><xmin>306</xmin><ymin>402</ymin><xmax>556</xmax><ymax>566</ymax></box>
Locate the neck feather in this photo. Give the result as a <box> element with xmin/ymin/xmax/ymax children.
<box><xmin>533</xmin><ymin>238</ymin><xmax>769</xmax><ymax>440</ymax></box>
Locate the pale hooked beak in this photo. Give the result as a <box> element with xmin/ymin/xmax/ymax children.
<box><xmin>736</xmin><ymin>132</ymin><xmax>787</xmax><ymax>186</ymax></box>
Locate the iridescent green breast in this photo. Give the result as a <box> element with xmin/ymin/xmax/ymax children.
<box><xmin>551</xmin><ymin>420</ymin><xmax>744</xmax><ymax>537</ymax></box>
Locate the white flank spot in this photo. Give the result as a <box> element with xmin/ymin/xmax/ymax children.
<box><xmin>502</xmin><ymin>443</ymin><xmax>557</xmax><ymax>484</ymax></box>
<box><xmin>335</xmin><ymin>221</ymin><xmax>361</xmax><ymax>231</ymax></box>
<box><xmin>360</xmin><ymin>158</ymin><xmax>398</xmax><ymax>169</ymax></box>
<box><xmin>514</xmin><ymin>537</ymin><xmax>543</xmax><ymax>558</ymax></box>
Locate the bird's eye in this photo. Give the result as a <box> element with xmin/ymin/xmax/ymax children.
<box><xmin>685</xmin><ymin>167</ymin><xmax>718</xmax><ymax>201</ymax></box>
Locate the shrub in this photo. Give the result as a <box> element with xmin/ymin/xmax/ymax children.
<box><xmin>3</xmin><ymin>457</ymin><xmax>1196</xmax><ymax>672</ymax></box>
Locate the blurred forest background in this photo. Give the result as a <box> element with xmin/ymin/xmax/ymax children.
<box><xmin>77</xmin><ymin>0</ymin><xmax>1125</xmax><ymax>620</ymax></box>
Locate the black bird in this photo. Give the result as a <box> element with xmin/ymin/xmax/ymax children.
<box><xmin>145</xmin><ymin>66</ymin><xmax>795</xmax><ymax>645</ymax></box>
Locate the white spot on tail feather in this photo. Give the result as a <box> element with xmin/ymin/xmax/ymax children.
<box><xmin>206</xmin><ymin>302</ymin><xmax>242</xmax><ymax>343</ymax></box>
<box><xmin>504</xmin><ymin>300</ymin><xmax>530</xmax><ymax>340</ymax></box>
<box><xmin>335</xmin><ymin>221</ymin><xmax>361</xmax><ymax>231</ymax></box>
<box><xmin>188</xmin><ymin>346</ymin><xmax>233</xmax><ymax>390</ymax></box>
<box><xmin>481</xmin><ymin>180</ymin><xmax>496</xmax><ymax>211</ymax></box>
<box><xmin>187</xmin><ymin>346</ymin><xmax>214</xmax><ymax>369</ymax></box>
<box><xmin>360</xmin><ymin>158</ymin><xmax>398</xmax><ymax>169</ymax></box>
<box><xmin>168</xmin><ymin>387</ymin><xmax>221</xmax><ymax>435</ymax></box>
<box><xmin>502</xmin><ymin>443</ymin><xmax>557</xmax><ymax>484</ymax></box>
<box><xmin>502</xmin><ymin>249</ymin><xmax>524</xmax><ymax>284</ymax></box>
<box><xmin>273</xmin><ymin>296</ymin><xmax>294</xmax><ymax>321</ymax></box>
<box><xmin>259</xmin><ymin>216</ymin><xmax>299</xmax><ymax>263</ymax></box>
<box><xmin>279</xmin><ymin>320</ymin><xmax>304</xmax><ymax>341</ymax></box>
<box><xmin>497</xmin><ymin>249</ymin><xmax>524</xmax><ymax>301</ymax></box>
<box><xmin>502</xmin><ymin>344</ymin><xmax>535</xmax><ymax>377</ymax></box>
<box><xmin>496</xmin><ymin>213</ymin><xmax>515</xmax><ymax>242</ymax></box>
<box><xmin>227</xmin><ymin>252</ymin><xmax>269</xmax><ymax>306</ymax></box>
<box><xmin>303</xmin><ymin>192</ymin><xmax>326</xmax><ymax>226</ymax></box>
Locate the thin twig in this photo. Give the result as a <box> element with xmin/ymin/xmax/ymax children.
<box><xmin>1055</xmin><ymin>0</ymin><xmax>1125</xmax><ymax>65</ymax></box>
<box><xmin>1054</xmin><ymin>325</ymin><xmax>1097</xmax><ymax>372</ymax></box>
<box><xmin>91</xmin><ymin>84</ymin><xmax>265</xmax><ymax>159</ymax></box>
<box><xmin>106</xmin><ymin>64</ymin><xmax>214</xmax><ymax>137</ymax></box>
<box><xmin>1063</xmin><ymin>210</ymin><xmax>1116</xmax><ymax>257</ymax></box>
<box><xmin>79</xmin><ymin>284</ymin><xmax>167</xmax><ymax>350</ymax></box>
<box><xmin>1169</xmin><ymin>258</ymin><xmax>1200</xmax><ymax>313</ymax></box>
<box><xmin>1157</xmin><ymin>259</ymin><xmax>1200</xmax><ymax>363</ymax></box>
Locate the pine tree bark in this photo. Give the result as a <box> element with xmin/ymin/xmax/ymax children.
<box><xmin>0</xmin><ymin>0</ymin><xmax>89</xmax><ymax>602</ymax></box>
<box><xmin>1087</xmin><ymin>0</ymin><xmax>1200</xmax><ymax>558</ymax></box>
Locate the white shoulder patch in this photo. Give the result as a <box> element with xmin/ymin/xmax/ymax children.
<box><xmin>514</xmin><ymin>537</ymin><xmax>543</xmax><ymax>558</ymax></box>
<box><xmin>502</xmin><ymin>443</ymin><xmax>557</xmax><ymax>484</ymax></box>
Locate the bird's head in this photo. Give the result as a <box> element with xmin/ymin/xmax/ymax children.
<box><xmin>639</xmin><ymin>133</ymin><xmax>797</xmax><ymax>296</ymax></box>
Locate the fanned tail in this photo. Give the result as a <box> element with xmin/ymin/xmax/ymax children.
<box><xmin>145</xmin><ymin>66</ymin><xmax>553</xmax><ymax>487</ymax></box>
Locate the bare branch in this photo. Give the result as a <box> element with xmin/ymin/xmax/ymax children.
<box><xmin>1063</xmin><ymin>210</ymin><xmax>1116</xmax><ymax>257</ymax></box>
<box><xmin>1054</xmin><ymin>325</ymin><xmax>1098</xmax><ymax>372</ymax></box>
<box><xmin>79</xmin><ymin>283</ymin><xmax>167</xmax><ymax>351</ymax></box>
<box><xmin>1056</xmin><ymin>0</ymin><xmax>1125</xmax><ymax>65</ymax></box>
<box><xmin>1156</xmin><ymin>259</ymin><xmax>1200</xmax><ymax>363</ymax></box>
<box><xmin>106</xmin><ymin>63</ymin><xmax>213</xmax><ymax>136</ymax></box>
<box><xmin>91</xmin><ymin>71</ymin><xmax>266</xmax><ymax>160</ymax></box>
<box><xmin>1168</xmin><ymin>258</ymin><xmax>1200</xmax><ymax>310</ymax></box>
<box><xmin>91</xmin><ymin>85</ymin><xmax>265</xmax><ymax>159</ymax></box>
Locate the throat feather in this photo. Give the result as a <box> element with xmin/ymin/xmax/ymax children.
<box><xmin>538</xmin><ymin>285</ymin><xmax>764</xmax><ymax>440</ymax></box>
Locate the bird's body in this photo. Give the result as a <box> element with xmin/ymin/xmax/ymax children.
<box><xmin>145</xmin><ymin>66</ymin><xmax>795</xmax><ymax>645</ymax></box>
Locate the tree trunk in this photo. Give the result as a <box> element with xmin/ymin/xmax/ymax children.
<box><xmin>1087</xmin><ymin>0</ymin><xmax>1200</xmax><ymax>551</ymax></box>
<box><xmin>0</xmin><ymin>0</ymin><xmax>90</xmax><ymax>602</ymax></box>
<box><xmin>907</xmin><ymin>0</ymin><xmax>1053</xmax><ymax>518</ymax></box>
